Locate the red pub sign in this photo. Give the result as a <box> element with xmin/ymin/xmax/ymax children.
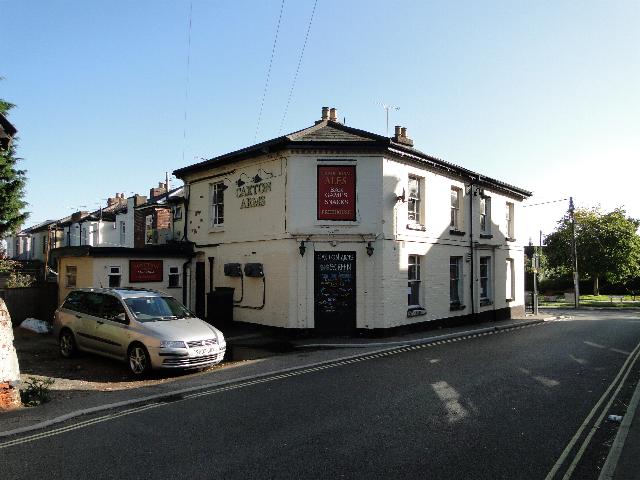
<box><xmin>317</xmin><ymin>165</ymin><xmax>356</xmax><ymax>221</ymax></box>
<box><xmin>129</xmin><ymin>260</ymin><xmax>163</xmax><ymax>283</ymax></box>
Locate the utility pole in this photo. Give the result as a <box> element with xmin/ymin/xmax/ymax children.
<box><xmin>569</xmin><ymin>197</ymin><xmax>580</xmax><ymax>308</ymax></box>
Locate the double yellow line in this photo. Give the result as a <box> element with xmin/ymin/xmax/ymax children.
<box><xmin>545</xmin><ymin>339</ymin><xmax>640</xmax><ymax>479</ymax></box>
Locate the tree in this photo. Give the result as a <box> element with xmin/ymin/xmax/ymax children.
<box><xmin>0</xmin><ymin>93</ymin><xmax>29</xmax><ymax>238</ymax></box>
<box><xmin>545</xmin><ymin>207</ymin><xmax>640</xmax><ymax>295</ymax></box>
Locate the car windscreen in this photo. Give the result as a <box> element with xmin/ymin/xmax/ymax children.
<box><xmin>124</xmin><ymin>296</ymin><xmax>192</xmax><ymax>322</ymax></box>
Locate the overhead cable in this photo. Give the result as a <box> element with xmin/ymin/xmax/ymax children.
<box><xmin>278</xmin><ymin>0</ymin><xmax>319</xmax><ymax>134</ymax></box>
<box><xmin>255</xmin><ymin>0</ymin><xmax>286</xmax><ymax>141</ymax></box>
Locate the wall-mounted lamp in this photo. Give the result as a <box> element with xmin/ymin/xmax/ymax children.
<box><xmin>299</xmin><ymin>240</ymin><xmax>306</xmax><ymax>257</ymax></box>
<box><xmin>366</xmin><ymin>241</ymin><xmax>374</xmax><ymax>256</ymax></box>
<box><xmin>396</xmin><ymin>188</ymin><xmax>406</xmax><ymax>203</ymax></box>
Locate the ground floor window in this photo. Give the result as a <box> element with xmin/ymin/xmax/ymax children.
<box><xmin>450</xmin><ymin>257</ymin><xmax>463</xmax><ymax>308</ymax></box>
<box><xmin>408</xmin><ymin>255</ymin><xmax>421</xmax><ymax>307</ymax></box>
<box><xmin>168</xmin><ymin>266</ymin><xmax>181</xmax><ymax>287</ymax></box>
<box><xmin>108</xmin><ymin>266</ymin><xmax>121</xmax><ymax>287</ymax></box>
<box><xmin>66</xmin><ymin>266</ymin><xmax>77</xmax><ymax>288</ymax></box>
<box><xmin>506</xmin><ymin>258</ymin><xmax>515</xmax><ymax>301</ymax></box>
<box><xmin>480</xmin><ymin>256</ymin><xmax>492</xmax><ymax>305</ymax></box>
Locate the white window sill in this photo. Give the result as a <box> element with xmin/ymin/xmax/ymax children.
<box><xmin>406</xmin><ymin>223</ymin><xmax>426</xmax><ymax>232</ymax></box>
<box><xmin>407</xmin><ymin>306</ymin><xmax>427</xmax><ymax>317</ymax></box>
<box><xmin>208</xmin><ymin>225</ymin><xmax>225</xmax><ymax>233</ymax></box>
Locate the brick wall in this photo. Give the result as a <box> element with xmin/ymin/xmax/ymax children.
<box><xmin>0</xmin><ymin>298</ymin><xmax>21</xmax><ymax>410</ymax></box>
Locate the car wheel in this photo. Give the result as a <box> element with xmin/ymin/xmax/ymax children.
<box><xmin>59</xmin><ymin>329</ymin><xmax>77</xmax><ymax>358</ymax></box>
<box><xmin>128</xmin><ymin>343</ymin><xmax>151</xmax><ymax>376</ymax></box>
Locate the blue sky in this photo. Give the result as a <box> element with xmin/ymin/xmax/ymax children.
<box><xmin>2</xmin><ymin>0</ymin><xmax>639</xmax><ymax>244</ymax></box>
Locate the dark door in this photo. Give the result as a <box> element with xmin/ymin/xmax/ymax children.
<box><xmin>195</xmin><ymin>261</ymin><xmax>205</xmax><ymax>319</ymax></box>
<box><xmin>314</xmin><ymin>251</ymin><xmax>356</xmax><ymax>332</ymax></box>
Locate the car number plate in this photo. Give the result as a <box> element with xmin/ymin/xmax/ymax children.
<box><xmin>191</xmin><ymin>347</ymin><xmax>216</xmax><ymax>357</ymax></box>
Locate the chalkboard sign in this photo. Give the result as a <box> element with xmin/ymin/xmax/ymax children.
<box><xmin>314</xmin><ymin>251</ymin><xmax>356</xmax><ymax>331</ymax></box>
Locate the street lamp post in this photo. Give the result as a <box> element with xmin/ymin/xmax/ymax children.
<box><xmin>569</xmin><ymin>197</ymin><xmax>580</xmax><ymax>309</ymax></box>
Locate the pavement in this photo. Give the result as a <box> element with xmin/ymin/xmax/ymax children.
<box><xmin>1</xmin><ymin>308</ymin><xmax>639</xmax><ymax>480</ymax></box>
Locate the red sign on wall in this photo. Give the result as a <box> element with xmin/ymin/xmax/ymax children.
<box><xmin>129</xmin><ymin>260</ymin><xmax>163</xmax><ymax>283</ymax></box>
<box><xmin>317</xmin><ymin>165</ymin><xmax>356</xmax><ymax>221</ymax></box>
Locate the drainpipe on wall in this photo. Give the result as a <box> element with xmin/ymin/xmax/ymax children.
<box><xmin>469</xmin><ymin>179</ymin><xmax>475</xmax><ymax>317</ymax></box>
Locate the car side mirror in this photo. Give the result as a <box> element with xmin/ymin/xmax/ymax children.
<box><xmin>115</xmin><ymin>312</ymin><xmax>129</xmax><ymax>324</ymax></box>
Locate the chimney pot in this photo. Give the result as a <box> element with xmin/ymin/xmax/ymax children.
<box><xmin>394</xmin><ymin>125</ymin><xmax>402</xmax><ymax>137</ymax></box>
<box><xmin>321</xmin><ymin>107</ymin><xmax>330</xmax><ymax>120</ymax></box>
<box><xmin>329</xmin><ymin>108</ymin><xmax>337</xmax><ymax>122</ymax></box>
<box><xmin>401</xmin><ymin>127</ymin><xmax>407</xmax><ymax>137</ymax></box>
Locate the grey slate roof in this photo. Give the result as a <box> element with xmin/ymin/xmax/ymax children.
<box><xmin>173</xmin><ymin>119</ymin><xmax>531</xmax><ymax>199</ymax></box>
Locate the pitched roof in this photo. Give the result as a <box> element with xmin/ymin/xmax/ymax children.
<box><xmin>173</xmin><ymin>118</ymin><xmax>531</xmax><ymax>199</ymax></box>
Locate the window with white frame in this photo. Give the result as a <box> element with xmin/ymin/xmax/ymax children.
<box><xmin>407</xmin><ymin>176</ymin><xmax>422</xmax><ymax>225</ymax></box>
<box><xmin>168</xmin><ymin>266</ymin><xmax>181</xmax><ymax>287</ymax></box>
<box><xmin>408</xmin><ymin>255</ymin><xmax>422</xmax><ymax>307</ymax></box>
<box><xmin>145</xmin><ymin>215</ymin><xmax>154</xmax><ymax>244</ymax></box>
<box><xmin>108</xmin><ymin>266</ymin><xmax>121</xmax><ymax>288</ymax></box>
<box><xmin>66</xmin><ymin>265</ymin><xmax>77</xmax><ymax>288</ymax></box>
<box><xmin>450</xmin><ymin>256</ymin><xmax>463</xmax><ymax>307</ymax></box>
<box><xmin>450</xmin><ymin>187</ymin><xmax>462</xmax><ymax>230</ymax></box>
<box><xmin>91</xmin><ymin>224</ymin><xmax>99</xmax><ymax>246</ymax></box>
<box><xmin>210</xmin><ymin>182</ymin><xmax>225</xmax><ymax>226</ymax></box>
<box><xmin>479</xmin><ymin>256</ymin><xmax>492</xmax><ymax>305</ymax></box>
<box><xmin>506</xmin><ymin>258</ymin><xmax>515</xmax><ymax>301</ymax></box>
<box><xmin>119</xmin><ymin>221</ymin><xmax>126</xmax><ymax>245</ymax></box>
<box><xmin>480</xmin><ymin>196</ymin><xmax>491</xmax><ymax>234</ymax></box>
<box><xmin>173</xmin><ymin>205</ymin><xmax>183</xmax><ymax>220</ymax></box>
<box><xmin>506</xmin><ymin>202</ymin><xmax>515</xmax><ymax>239</ymax></box>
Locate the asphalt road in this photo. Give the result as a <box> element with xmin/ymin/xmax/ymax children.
<box><xmin>2</xmin><ymin>310</ymin><xmax>640</xmax><ymax>480</ymax></box>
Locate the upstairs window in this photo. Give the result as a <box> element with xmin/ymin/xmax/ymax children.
<box><xmin>210</xmin><ymin>182</ymin><xmax>225</xmax><ymax>226</ymax></box>
<box><xmin>506</xmin><ymin>202</ymin><xmax>515</xmax><ymax>239</ymax></box>
<box><xmin>480</xmin><ymin>196</ymin><xmax>491</xmax><ymax>234</ymax></box>
<box><xmin>450</xmin><ymin>187</ymin><xmax>462</xmax><ymax>230</ymax></box>
<box><xmin>145</xmin><ymin>215</ymin><xmax>154</xmax><ymax>244</ymax></box>
<box><xmin>173</xmin><ymin>205</ymin><xmax>183</xmax><ymax>220</ymax></box>
<box><xmin>408</xmin><ymin>255</ymin><xmax>421</xmax><ymax>307</ymax></box>
<box><xmin>407</xmin><ymin>176</ymin><xmax>422</xmax><ymax>225</ymax></box>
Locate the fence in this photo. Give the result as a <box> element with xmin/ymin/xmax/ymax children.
<box><xmin>0</xmin><ymin>283</ymin><xmax>58</xmax><ymax>326</ymax></box>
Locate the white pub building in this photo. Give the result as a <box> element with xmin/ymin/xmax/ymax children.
<box><xmin>174</xmin><ymin>107</ymin><xmax>531</xmax><ymax>332</ymax></box>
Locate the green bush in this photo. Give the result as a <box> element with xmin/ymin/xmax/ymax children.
<box><xmin>20</xmin><ymin>377</ymin><xmax>55</xmax><ymax>406</ymax></box>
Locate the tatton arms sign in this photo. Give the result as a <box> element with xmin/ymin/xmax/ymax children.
<box><xmin>317</xmin><ymin>165</ymin><xmax>356</xmax><ymax>221</ymax></box>
<box><xmin>129</xmin><ymin>260</ymin><xmax>163</xmax><ymax>283</ymax></box>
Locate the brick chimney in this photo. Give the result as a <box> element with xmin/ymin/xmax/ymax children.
<box><xmin>393</xmin><ymin>125</ymin><xmax>414</xmax><ymax>147</ymax></box>
<box><xmin>150</xmin><ymin>182</ymin><xmax>167</xmax><ymax>199</ymax></box>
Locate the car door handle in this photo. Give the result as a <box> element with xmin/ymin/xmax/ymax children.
<box><xmin>75</xmin><ymin>314</ymin><xmax>82</xmax><ymax>318</ymax></box>
<box><xmin>97</xmin><ymin>320</ymin><xmax>104</xmax><ymax>325</ymax></box>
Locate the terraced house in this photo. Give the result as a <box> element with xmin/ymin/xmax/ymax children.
<box><xmin>174</xmin><ymin>107</ymin><xmax>531</xmax><ymax>332</ymax></box>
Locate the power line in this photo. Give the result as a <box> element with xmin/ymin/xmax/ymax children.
<box><xmin>278</xmin><ymin>0</ymin><xmax>319</xmax><ymax>134</ymax></box>
<box><xmin>522</xmin><ymin>198</ymin><xmax>569</xmax><ymax>208</ymax></box>
<box><xmin>255</xmin><ymin>0</ymin><xmax>285</xmax><ymax>141</ymax></box>
<box><xmin>181</xmin><ymin>2</ymin><xmax>193</xmax><ymax>164</ymax></box>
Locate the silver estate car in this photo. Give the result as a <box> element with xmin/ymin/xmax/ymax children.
<box><xmin>53</xmin><ymin>288</ymin><xmax>226</xmax><ymax>376</ymax></box>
